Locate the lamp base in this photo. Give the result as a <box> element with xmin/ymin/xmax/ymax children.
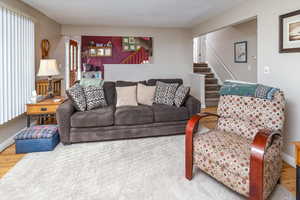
<box><xmin>47</xmin><ymin>76</ymin><xmax>54</xmax><ymax>98</ymax></box>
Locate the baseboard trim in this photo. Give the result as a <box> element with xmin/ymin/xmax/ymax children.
<box><xmin>282</xmin><ymin>152</ymin><xmax>295</xmax><ymax>168</ymax></box>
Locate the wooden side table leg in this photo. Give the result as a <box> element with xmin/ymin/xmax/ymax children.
<box><xmin>297</xmin><ymin>165</ymin><xmax>300</xmax><ymax>200</ymax></box>
<box><xmin>27</xmin><ymin>115</ymin><xmax>30</xmax><ymax>127</ymax></box>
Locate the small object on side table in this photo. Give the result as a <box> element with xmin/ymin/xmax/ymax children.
<box><xmin>26</xmin><ymin>97</ymin><xmax>65</xmax><ymax>127</ymax></box>
<box><xmin>293</xmin><ymin>142</ymin><xmax>300</xmax><ymax>200</ymax></box>
<box><xmin>14</xmin><ymin>125</ymin><xmax>60</xmax><ymax>154</ymax></box>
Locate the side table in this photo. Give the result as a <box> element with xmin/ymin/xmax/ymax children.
<box><xmin>26</xmin><ymin>97</ymin><xmax>65</xmax><ymax>127</ymax></box>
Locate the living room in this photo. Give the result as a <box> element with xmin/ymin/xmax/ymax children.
<box><xmin>0</xmin><ymin>0</ymin><xmax>300</xmax><ymax>200</ymax></box>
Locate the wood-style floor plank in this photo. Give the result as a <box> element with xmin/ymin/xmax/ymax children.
<box><xmin>0</xmin><ymin>107</ymin><xmax>296</xmax><ymax>196</ymax></box>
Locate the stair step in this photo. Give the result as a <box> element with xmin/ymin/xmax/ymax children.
<box><xmin>205</xmin><ymin>98</ymin><xmax>220</xmax><ymax>107</ymax></box>
<box><xmin>193</xmin><ymin>63</ymin><xmax>208</xmax><ymax>68</ymax></box>
<box><xmin>206</xmin><ymin>84</ymin><xmax>221</xmax><ymax>91</ymax></box>
<box><xmin>202</xmin><ymin>72</ymin><xmax>214</xmax><ymax>78</ymax></box>
<box><xmin>205</xmin><ymin>78</ymin><xmax>218</xmax><ymax>84</ymax></box>
<box><xmin>205</xmin><ymin>91</ymin><xmax>220</xmax><ymax>98</ymax></box>
<box><xmin>193</xmin><ymin>67</ymin><xmax>211</xmax><ymax>73</ymax></box>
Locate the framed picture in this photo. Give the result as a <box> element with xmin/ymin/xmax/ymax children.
<box><xmin>97</xmin><ymin>48</ymin><xmax>105</xmax><ymax>56</ymax></box>
<box><xmin>128</xmin><ymin>37</ymin><xmax>135</xmax><ymax>44</ymax></box>
<box><xmin>89</xmin><ymin>48</ymin><xmax>97</xmax><ymax>56</ymax></box>
<box><xmin>104</xmin><ymin>48</ymin><xmax>112</xmax><ymax>56</ymax></box>
<box><xmin>234</xmin><ymin>41</ymin><xmax>247</xmax><ymax>63</ymax></box>
<box><xmin>279</xmin><ymin>10</ymin><xmax>300</xmax><ymax>53</ymax></box>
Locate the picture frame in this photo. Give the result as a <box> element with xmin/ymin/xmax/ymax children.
<box><xmin>279</xmin><ymin>9</ymin><xmax>300</xmax><ymax>53</ymax></box>
<box><xmin>234</xmin><ymin>41</ymin><xmax>247</xmax><ymax>63</ymax></box>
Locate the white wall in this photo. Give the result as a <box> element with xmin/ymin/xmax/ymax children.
<box><xmin>61</xmin><ymin>25</ymin><xmax>193</xmax><ymax>84</ymax></box>
<box><xmin>192</xmin><ymin>0</ymin><xmax>300</xmax><ymax>164</ymax></box>
<box><xmin>206</xmin><ymin>19</ymin><xmax>257</xmax><ymax>82</ymax></box>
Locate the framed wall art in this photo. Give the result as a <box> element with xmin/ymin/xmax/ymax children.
<box><xmin>279</xmin><ymin>9</ymin><xmax>300</xmax><ymax>53</ymax></box>
<box><xmin>234</xmin><ymin>41</ymin><xmax>247</xmax><ymax>63</ymax></box>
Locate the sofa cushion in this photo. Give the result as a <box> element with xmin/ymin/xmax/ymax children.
<box><xmin>152</xmin><ymin>104</ymin><xmax>189</xmax><ymax>122</ymax></box>
<box><xmin>116</xmin><ymin>86</ymin><xmax>138</xmax><ymax>107</ymax></box>
<box><xmin>154</xmin><ymin>81</ymin><xmax>178</xmax><ymax>106</ymax></box>
<box><xmin>147</xmin><ymin>78</ymin><xmax>183</xmax><ymax>86</ymax></box>
<box><xmin>103</xmin><ymin>81</ymin><xmax>116</xmax><ymax>106</ymax></box>
<box><xmin>137</xmin><ymin>83</ymin><xmax>156</xmax><ymax>105</ymax></box>
<box><xmin>71</xmin><ymin>106</ymin><xmax>114</xmax><ymax>128</ymax></box>
<box><xmin>174</xmin><ymin>85</ymin><xmax>190</xmax><ymax>107</ymax></box>
<box><xmin>83</xmin><ymin>86</ymin><xmax>107</xmax><ymax>110</ymax></box>
<box><xmin>115</xmin><ymin>105</ymin><xmax>153</xmax><ymax>125</ymax></box>
<box><xmin>66</xmin><ymin>83</ymin><xmax>86</xmax><ymax>111</ymax></box>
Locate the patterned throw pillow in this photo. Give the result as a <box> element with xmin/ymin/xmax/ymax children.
<box><xmin>80</xmin><ymin>78</ymin><xmax>103</xmax><ymax>88</ymax></box>
<box><xmin>66</xmin><ymin>83</ymin><xmax>86</xmax><ymax>111</ymax></box>
<box><xmin>83</xmin><ymin>86</ymin><xmax>107</xmax><ymax>110</ymax></box>
<box><xmin>154</xmin><ymin>81</ymin><xmax>178</xmax><ymax>106</ymax></box>
<box><xmin>174</xmin><ymin>85</ymin><xmax>190</xmax><ymax>107</ymax></box>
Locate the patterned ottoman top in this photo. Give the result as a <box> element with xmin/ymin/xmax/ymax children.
<box><xmin>15</xmin><ymin>125</ymin><xmax>59</xmax><ymax>140</ymax></box>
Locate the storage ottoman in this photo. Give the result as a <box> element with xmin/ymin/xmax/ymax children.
<box><xmin>14</xmin><ymin>125</ymin><xmax>60</xmax><ymax>154</ymax></box>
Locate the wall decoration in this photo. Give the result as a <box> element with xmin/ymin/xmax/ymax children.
<box><xmin>41</xmin><ymin>39</ymin><xmax>50</xmax><ymax>59</ymax></box>
<box><xmin>234</xmin><ymin>41</ymin><xmax>247</xmax><ymax>63</ymax></box>
<box><xmin>81</xmin><ymin>36</ymin><xmax>153</xmax><ymax>79</ymax></box>
<box><xmin>279</xmin><ymin>9</ymin><xmax>300</xmax><ymax>53</ymax></box>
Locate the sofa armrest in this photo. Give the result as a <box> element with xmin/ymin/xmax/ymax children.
<box><xmin>56</xmin><ymin>100</ymin><xmax>75</xmax><ymax>144</ymax></box>
<box><xmin>184</xmin><ymin>95</ymin><xmax>201</xmax><ymax>117</ymax></box>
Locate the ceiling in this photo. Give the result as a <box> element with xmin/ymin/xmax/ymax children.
<box><xmin>22</xmin><ymin>0</ymin><xmax>246</xmax><ymax>28</ymax></box>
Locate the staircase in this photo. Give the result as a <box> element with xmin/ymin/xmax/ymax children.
<box><xmin>193</xmin><ymin>63</ymin><xmax>221</xmax><ymax>107</ymax></box>
<box><xmin>121</xmin><ymin>47</ymin><xmax>149</xmax><ymax>64</ymax></box>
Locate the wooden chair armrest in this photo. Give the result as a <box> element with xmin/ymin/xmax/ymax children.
<box><xmin>185</xmin><ymin>113</ymin><xmax>220</xmax><ymax>180</ymax></box>
<box><xmin>249</xmin><ymin>129</ymin><xmax>281</xmax><ymax>200</ymax></box>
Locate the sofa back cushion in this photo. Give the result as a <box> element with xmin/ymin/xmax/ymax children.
<box><xmin>103</xmin><ymin>81</ymin><xmax>116</xmax><ymax>106</ymax></box>
<box><xmin>116</xmin><ymin>80</ymin><xmax>147</xmax><ymax>87</ymax></box>
<box><xmin>147</xmin><ymin>79</ymin><xmax>183</xmax><ymax>86</ymax></box>
<box><xmin>217</xmin><ymin>91</ymin><xmax>286</xmax><ymax>140</ymax></box>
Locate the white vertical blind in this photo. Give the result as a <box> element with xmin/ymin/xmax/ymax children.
<box><xmin>0</xmin><ymin>6</ymin><xmax>35</xmax><ymax>125</ymax></box>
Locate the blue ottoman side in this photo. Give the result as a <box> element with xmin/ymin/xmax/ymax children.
<box><xmin>15</xmin><ymin>125</ymin><xmax>60</xmax><ymax>154</ymax></box>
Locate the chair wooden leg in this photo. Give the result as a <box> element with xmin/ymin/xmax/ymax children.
<box><xmin>185</xmin><ymin>133</ymin><xmax>193</xmax><ymax>180</ymax></box>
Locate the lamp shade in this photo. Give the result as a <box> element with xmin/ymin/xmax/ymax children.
<box><xmin>37</xmin><ymin>59</ymin><xmax>60</xmax><ymax>77</ymax></box>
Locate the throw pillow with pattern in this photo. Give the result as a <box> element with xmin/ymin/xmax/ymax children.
<box><xmin>83</xmin><ymin>86</ymin><xmax>107</xmax><ymax>110</ymax></box>
<box><xmin>174</xmin><ymin>85</ymin><xmax>190</xmax><ymax>107</ymax></box>
<box><xmin>66</xmin><ymin>83</ymin><xmax>86</xmax><ymax>111</ymax></box>
<box><xmin>154</xmin><ymin>81</ymin><xmax>178</xmax><ymax>106</ymax></box>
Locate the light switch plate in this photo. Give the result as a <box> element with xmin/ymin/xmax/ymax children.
<box><xmin>264</xmin><ymin>66</ymin><xmax>270</xmax><ymax>74</ymax></box>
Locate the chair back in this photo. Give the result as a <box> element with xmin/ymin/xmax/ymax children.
<box><xmin>216</xmin><ymin>91</ymin><xmax>286</xmax><ymax>140</ymax></box>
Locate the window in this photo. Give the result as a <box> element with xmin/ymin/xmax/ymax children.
<box><xmin>0</xmin><ymin>6</ymin><xmax>35</xmax><ymax>124</ymax></box>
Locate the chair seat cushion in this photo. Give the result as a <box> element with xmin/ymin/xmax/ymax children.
<box><xmin>115</xmin><ymin>105</ymin><xmax>153</xmax><ymax>125</ymax></box>
<box><xmin>71</xmin><ymin>106</ymin><xmax>114</xmax><ymax>128</ymax></box>
<box><xmin>194</xmin><ymin>130</ymin><xmax>251</xmax><ymax>179</ymax></box>
<box><xmin>193</xmin><ymin>130</ymin><xmax>282</xmax><ymax>199</ymax></box>
<box><xmin>152</xmin><ymin>104</ymin><xmax>189</xmax><ymax>122</ymax></box>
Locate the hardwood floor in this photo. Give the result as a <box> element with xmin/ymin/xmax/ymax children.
<box><xmin>0</xmin><ymin>107</ymin><xmax>296</xmax><ymax>196</ymax></box>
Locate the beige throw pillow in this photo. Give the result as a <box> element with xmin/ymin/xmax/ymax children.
<box><xmin>137</xmin><ymin>83</ymin><xmax>156</xmax><ymax>105</ymax></box>
<box><xmin>116</xmin><ymin>86</ymin><xmax>138</xmax><ymax>107</ymax></box>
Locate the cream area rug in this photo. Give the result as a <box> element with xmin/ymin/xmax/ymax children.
<box><xmin>0</xmin><ymin>132</ymin><xmax>295</xmax><ymax>200</ymax></box>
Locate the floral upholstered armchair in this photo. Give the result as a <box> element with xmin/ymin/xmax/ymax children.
<box><xmin>185</xmin><ymin>83</ymin><xmax>286</xmax><ymax>200</ymax></box>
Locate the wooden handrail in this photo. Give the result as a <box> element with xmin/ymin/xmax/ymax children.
<box><xmin>121</xmin><ymin>47</ymin><xmax>148</xmax><ymax>64</ymax></box>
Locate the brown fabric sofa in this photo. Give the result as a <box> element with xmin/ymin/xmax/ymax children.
<box><xmin>56</xmin><ymin>79</ymin><xmax>201</xmax><ymax>144</ymax></box>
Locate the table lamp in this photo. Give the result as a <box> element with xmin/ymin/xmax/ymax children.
<box><xmin>37</xmin><ymin>59</ymin><xmax>60</xmax><ymax>98</ymax></box>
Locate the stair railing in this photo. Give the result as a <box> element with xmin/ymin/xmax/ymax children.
<box><xmin>206</xmin><ymin>41</ymin><xmax>237</xmax><ymax>80</ymax></box>
<box><xmin>121</xmin><ymin>47</ymin><xmax>148</xmax><ymax>64</ymax></box>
